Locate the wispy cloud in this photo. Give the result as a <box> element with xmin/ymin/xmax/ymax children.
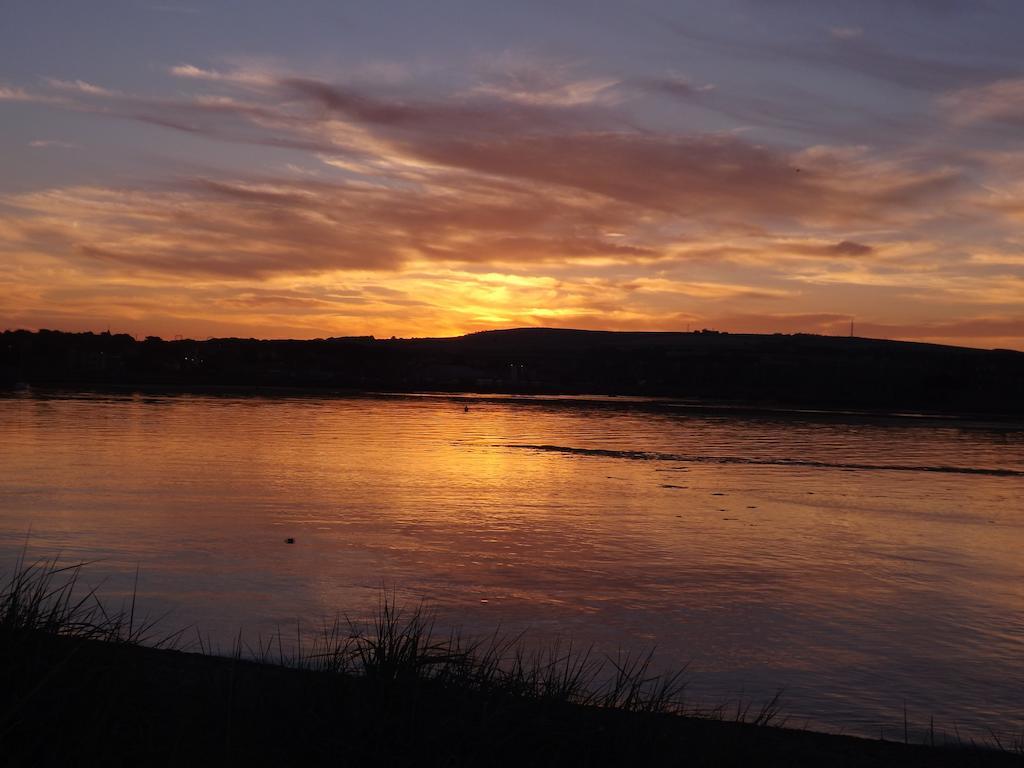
<box><xmin>42</xmin><ymin>77</ymin><xmax>119</xmax><ymax>97</ymax></box>
<box><xmin>470</xmin><ymin>76</ymin><xmax>620</xmax><ymax>106</ymax></box>
<box><xmin>0</xmin><ymin>84</ymin><xmax>66</xmax><ymax>103</ymax></box>
<box><xmin>6</xmin><ymin>67</ymin><xmax>964</xmax><ymax>233</ymax></box>
<box><xmin>0</xmin><ymin>58</ymin><xmax>1020</xmax><ymax>347</ymax></box>
<box><xmin>670</xmin><ymin>19</ymin><xmax>1011</xmax><ymax>94</ymax></box>
<box><xmin>626</xmin><ymin>74</ymin><xmax>716</xmax><ymax>99</ymax></box>
<box><xmin>941</xmin><ymin>78</ymin><xmax>1024</xmax><ymax>126</ymax></box>
<box><xmin>168</xmin><ymin>63</ymin><xmax>276</xmax><ymax>87</ymax></box>
<box><xmin>0</xmin><ymin>85</ymin><xmax>34</xmax><ymax>101</ymax></box>
<box><xmin>829</xmin><ymin>26</ymin><xmax>863</xmax><ymax>40</ymax></box>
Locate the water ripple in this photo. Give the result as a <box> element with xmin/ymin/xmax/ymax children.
<box><xmin>499</xmin><ymin>443</ymin><xmax>1024</xmax><ymax>477</ymax></box>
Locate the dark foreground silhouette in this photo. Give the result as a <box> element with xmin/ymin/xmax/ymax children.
<box><xmin>6</xmin><ymin>634</ymin><xmax>1023</xmax><ymax>768</ymax></box>
<box><xmin>2</xmin><ymin>562</ymin><xmax>1021</xmax><ymax>767</ymax></box>
<box><xmin>3</xmin><ymin>327</ymin><xmax>1023</xmax><ymax>416</ymax></box>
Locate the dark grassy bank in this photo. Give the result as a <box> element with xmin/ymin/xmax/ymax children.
<box><xmin>2</xmin><ymin>561</ymin><xmax>1021</xmax><ymax>767</ymax></box>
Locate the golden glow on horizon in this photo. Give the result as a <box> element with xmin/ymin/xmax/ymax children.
<box><xmin>1</xmin><ymin>60</ymin><xmax>1022</xmax><ymax>350</ymax></box>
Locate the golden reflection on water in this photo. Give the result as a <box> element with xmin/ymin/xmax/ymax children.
<box><xmin>1</xmin><ymin>392</ymin><xmax>1022</xmax><ymax>738</ymax></box>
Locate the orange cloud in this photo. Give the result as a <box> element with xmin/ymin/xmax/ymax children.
<box><xmin>0</xmin><ymin>65</ymin><xmax>1021</xmax><ymax>349</ymax></box>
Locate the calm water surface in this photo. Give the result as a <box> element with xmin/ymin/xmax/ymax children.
<box><xmin>1</xmin><ymin>391</ymin><xmax>1022</xmax><ymax>740</ymax></box>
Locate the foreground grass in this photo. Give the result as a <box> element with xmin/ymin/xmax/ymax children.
<box><xmin>1</xmin><ymin>558</ymin><xmax>1020</xmax><ymax>767</ymax></box>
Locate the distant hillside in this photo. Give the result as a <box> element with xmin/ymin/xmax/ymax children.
<box><xmin>2</xmin><ymin>328</ymin><xmax>1022</xmax><ymax>416</ymax></box>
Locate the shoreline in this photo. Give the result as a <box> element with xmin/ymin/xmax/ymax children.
<box><xmin>5</xmin><ymin>382</ymin><xmax>1024</xmax><ymax>430</ymax></box>
<box><xmin>5</xmin><ymin>629</ymin><xmax>1021</xmax><ymax>767</ymax></box>
<box><xmin>2</xmin><ymin>561</ymin><xmax>1022</xmax><ymax>766</ymax></box>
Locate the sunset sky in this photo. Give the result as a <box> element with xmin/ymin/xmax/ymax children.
<box><xmin>2</xmin><ymin>1</ymin><xmax>1023</xmax><ymax>349</ymax></box>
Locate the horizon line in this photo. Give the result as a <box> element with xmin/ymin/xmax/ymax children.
<box><xmin>5</xmin><ymin>325</ymin><xmax>1021</xmax><ymax>354</ymax></box>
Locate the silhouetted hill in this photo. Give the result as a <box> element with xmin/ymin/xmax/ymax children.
<box><xmin>2</xmin><ymin>328</ymin><xmax>1022</xmax><ymax>416</ymax></box>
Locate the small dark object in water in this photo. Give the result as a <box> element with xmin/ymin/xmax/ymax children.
<box><xmin>464</xmin><ymin>405</ymin><xmax>470</xmax><ymax>412</ymax></box>
<box><xmin>285</xmin><ymin>537</ymin><xmax>295</xmax><ymax>544</ymax></box>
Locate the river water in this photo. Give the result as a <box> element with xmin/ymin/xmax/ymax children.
<box><xmin>1</xmin><ymin>391</ymin><xmax>1022</xmax><ymax>740</ymax></box>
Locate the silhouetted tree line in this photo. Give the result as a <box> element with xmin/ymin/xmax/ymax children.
<box><xmin>2</xmin><ymin>328</ymin><xmax>1022</xmax><ymax>415</ymax></box>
